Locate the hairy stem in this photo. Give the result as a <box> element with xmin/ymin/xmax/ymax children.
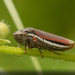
<box><xmin>0</xmin><ymin>46</ymin><xmax>75</xmax><ymax>62</ymax></box>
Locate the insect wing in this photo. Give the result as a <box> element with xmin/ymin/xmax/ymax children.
<box><xmin>34</xmin><ymin>29</ymin><xmax>74</xmax><ymax>45</ymax></box>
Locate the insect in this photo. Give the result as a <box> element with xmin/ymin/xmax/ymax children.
<box><xmin>13</xmin><ymin>27</ymin><xmax>74</xmax><ymax>58</ymax></box>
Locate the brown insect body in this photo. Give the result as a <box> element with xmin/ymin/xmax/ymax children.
<box><xmin>13</xmin><ymin>27</ymin><xmax>74</xmax><ymax>58</ymax></box>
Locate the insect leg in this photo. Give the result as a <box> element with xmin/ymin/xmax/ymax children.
<box><xmin>24</xmin><ymin>45</ymin><xmax>26</xmax><ymax>53</ymax></box>
<box><xmin>39</xmin><ymin>48</ymin><xmax>43</xmax><ymax>58</ymax></box>
<box><xmin>17</xmin><ymin>43</ymin><xmax>21</xmax><ymax>57</ymax></box>
<box><xmin>17</xmin><ymin>43</ymin><xmax>20</xmax><ymax>47</ymax></box>
<box><xmin>51</xmin><ymin>50</ymin><xmax>61</xmax><ymax>55</ymax></box>
<box><xmin>34</xmin><ymin>40</ymin><xmax>44</xmax><ymax>58</ymax></box>
<box><xmin>32</xmin><ymin>36</ymin><xmax>44</xmax><ymax>58</ymax></box>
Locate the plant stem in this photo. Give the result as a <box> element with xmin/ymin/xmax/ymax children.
<box><xmin>0</xmin><ymin>46</ymin><xmax>75</xmax><ymax>62</ymax></box>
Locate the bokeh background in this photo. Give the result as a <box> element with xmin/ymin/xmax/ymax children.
<box><xmin>0</xmin><ymin>0</ymin><xmax>75</xmax><ymax>74</ymax></box>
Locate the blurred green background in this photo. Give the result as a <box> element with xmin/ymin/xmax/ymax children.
<box><xmin>0</xmin><ymin>0</ymin><xmax>75</xmax><ymax>74</ymax></box>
